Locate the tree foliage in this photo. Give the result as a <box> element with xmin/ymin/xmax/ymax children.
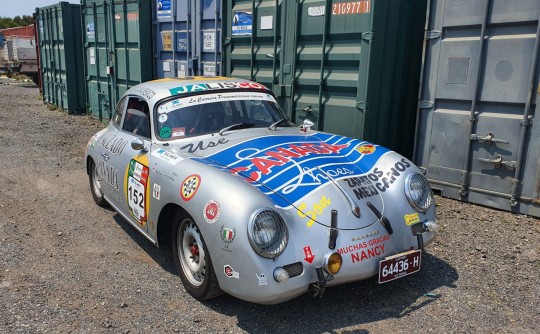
<box><xmin>0</xmin><ymin>15</ymin><xmax>33</xmax><ymax>30</ymax></box>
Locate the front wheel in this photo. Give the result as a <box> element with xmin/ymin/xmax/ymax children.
<box><xmin>171</xmin><ymin>212</ymin><xmax>222</xmax><ymax>300</ymax></box>
<box><xmin>88</xmin><ymin>159</ymin><xmax>108</xmax><ymax>208</ymax></box>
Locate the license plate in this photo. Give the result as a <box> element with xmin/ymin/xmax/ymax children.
<box><xmin>378</xmin><ymin>250</ymin><xmax>422</xmax><ymax>284</ymax></box>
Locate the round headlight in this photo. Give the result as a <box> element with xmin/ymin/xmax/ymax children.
<box><xmin>248</xmin><ymin>209</ymin><xmax>288</xmax><ymax>258</ymax></box>
<box><xmin>404</xmin><ymin>173</ymin><xmax>434</xmax><ymax>212</ymax></box>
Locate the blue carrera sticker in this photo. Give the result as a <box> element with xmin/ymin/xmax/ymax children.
<box><xmin>195</xmin><ymin>133</ymin><xmax>390</xmax><ymax>208</ymax></box>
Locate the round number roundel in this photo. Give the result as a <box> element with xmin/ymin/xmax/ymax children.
<box><xmin>181</xmin><ymin>174</ymin><xmax>201</xmax><ymax>201</ymax></box>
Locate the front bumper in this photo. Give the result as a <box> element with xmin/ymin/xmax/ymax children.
<box><xmin>225</xmin><ymin>219</ymin><xmax>437</xmax><ymax>304</ymax></box>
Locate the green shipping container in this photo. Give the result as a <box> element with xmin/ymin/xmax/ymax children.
<box><xmin>223</xmin><ymin>0</ymin><xmax>427</xmax><ymax>157</ymax></box>
<box><xmin>36</xmin><ymin>2</ymin><xmax>86</xmax><ymax>114</ymax></box>
<box><xmin>82</xmin><ymin>0</ymin><xmax>153</xmax><ymax>121</ymax></box>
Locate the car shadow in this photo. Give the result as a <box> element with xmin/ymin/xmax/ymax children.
<box><xmin>111</xmin><ymin>212</ymin><xmax>457</xmax><ymax>331</ymax></box>
<box><xmin>203</xmin><ymin>253</ymin><xmax>457</xmax><ymax>333</ymax></box>
<box><xmin>112</xmin><ymin>213</ymin><xmax>177</xmax><ymax>276</ymax></box>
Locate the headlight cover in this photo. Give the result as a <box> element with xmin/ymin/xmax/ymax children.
<box><xmin>248</xmin><ymin>209</ymin><xmax>288</xmax><ymax>258</ymax></box>
<box><xmin>404</xmin><ymin>173</ymin><xmax>434</xmax><ymax>212</ymax></box>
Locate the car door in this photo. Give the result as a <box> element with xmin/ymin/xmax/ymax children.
<box><xmin>107</xmin><ymin>95</ymin><xmax>153</xmax><ymax>233</ymax></box>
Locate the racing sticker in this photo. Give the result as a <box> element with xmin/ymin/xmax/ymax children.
<box><xmin>151</xmin><ymin>148</ymin><xmax>182</xmax><ymax>165</ymax></box>
<box><xmin>357</xmin><ymin>144</ymin><xmax>376</xmax><ymax>155</ymax></box>
<box><xmin>127</xmin><ymin>160</ymin><xmax>149</xmax><ymax>224</ymax></box>
<box><xmin>169</xmin><ymin>81</ymin><xmax>267</xmax><ymax>95</ymax></box>
<box><xmin>192</xmin><ymin>133</ymin><xmax>390</xmax><ymax>209</ymax></box>
<box><xmin>203</xmin><ymin>200</ymin><xmax>220</xmax><ymax>224</ymax></box>
<box><xmin>181</xmin><ymin>174</ymin><xmax>201</xmax><ymax>201</ymax></box>
<box><xmin>404</xmin><ymin>213</ymin><xmax>420</xmax><ymax>226</ymax></box>
<box><xmin>220</xmin><ymin>226</ymin><xmax>236</xmax><ymax>244</ymax></box>
<box><xmin>172</xmin><ymin>127</ymin><xmax>186</xmax><ymax>138</ymax></box>
<box><xmin>297</xmin><ymin>195</ymin><xmax>331</xmax><ymax>227</ymax></box>
<box><xmin>159</xmin><ymin>126</ymin><xmax>172</xmax><ymax>138</ymax></box>
<box><xmin>303</xmin><ymin>246</ymin><xmax>315</xmax><ymax>264</ymax></box>
<box><xmin>153</xmin><ymin>183</ymin><xmax>161</xmax><ymax>200</ymax></box>
<box><xmin>224</xmin><ymin>265</ymin><xmax>239</xmax><ymax>279</ymax></box>
<box><xmin>256</xmin><ymin>273</ymin><xmax>268</xmax><ymax>286</ymax></box>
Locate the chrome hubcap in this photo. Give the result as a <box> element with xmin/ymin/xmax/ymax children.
<box><xmin>178</xmin><ymin>220</ymin><xmax>206</xmax><ymax>287</ymax></box>
<box><xmin>92</xmin><ymin>164</ymin><xmax>102</xmax><ymax>195</ymax></box>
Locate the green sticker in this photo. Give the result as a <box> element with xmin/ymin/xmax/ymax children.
<box><xmin>160</xmin><ymin>127</ymin><xmax>172</xmax><ymax>138</ymax></box>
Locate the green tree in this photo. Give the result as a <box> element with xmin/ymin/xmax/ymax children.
<box><xmin>0</xmin><ymin>15</ymin><xmax>34</xmax><ymax>30</ymax></box>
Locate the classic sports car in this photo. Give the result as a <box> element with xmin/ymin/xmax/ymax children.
<box><xmin>86</xmin><ymin>77</ymin><xmax>438</xmax><ymax>304</ymax></box>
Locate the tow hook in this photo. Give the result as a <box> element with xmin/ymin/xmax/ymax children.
<box><xmin>311</xmin><ymin>266</ymin><xmax>334</xmax><ymax>298</ymax></box>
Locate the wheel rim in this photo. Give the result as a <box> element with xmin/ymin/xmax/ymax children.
<box><xmin>178</xmin><ymin>219</ymin><xmax>206</xmax><ymax>287</ymax></box>
<box><xmin>91</xmin><ymin>163</ymin><xmax>103</xmax><ymax>196</ymax></box>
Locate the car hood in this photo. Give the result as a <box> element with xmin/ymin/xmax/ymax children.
<box><xmin>173</xmin><ymin>128</ymin><xmax>397</xmax><ymax>229</ymax></box>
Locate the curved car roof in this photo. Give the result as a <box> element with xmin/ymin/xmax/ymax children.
<box><xmin>124</xmin><ymin>76</ymin><xmax>269</xmax><ymax>103</ymax></box>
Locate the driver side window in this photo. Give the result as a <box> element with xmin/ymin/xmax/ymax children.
<box><xmin>122</xmin><ymin>97</ymin><xmax>151</xmax><ymax>138</ymax></box>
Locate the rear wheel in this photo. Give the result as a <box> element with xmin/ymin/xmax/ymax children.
<box><xmin>172</xmin><ymin>212</ymin><xmax>222</xmax><ymax>300</ymax></box>
<box><xmin>89</xmin><ymin>159</ymin><xmax>108</xmax><ymax>207</ymax></box>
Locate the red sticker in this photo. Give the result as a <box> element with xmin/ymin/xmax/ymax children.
<box><xmin>181</xmin><ymin>174</ymin><xmax>201</xmax><ymax>201</ymax></box>
<box><xmin>203</xmin><ymin>200</ymin><xmax>220</xmax><ymax>224</ymax></box>
<box><xmin>303</xmin><ymin>246</ymin><xmax>315</xmax><ymax>264</ymax></box>
<box><xmin>172</xmin><ymin>127</ymin><xmax>186</xmax><ymax>137</ymax></box>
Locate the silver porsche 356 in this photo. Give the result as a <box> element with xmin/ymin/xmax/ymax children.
<box><xmin>85</xmin><ymin>77</ymin><xmax>437</xmax><ymax>304</ymax></box>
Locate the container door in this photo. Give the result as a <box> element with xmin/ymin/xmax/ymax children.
<box><xmin>283</xmin><ymin>0</ymin><xmax>372</xmax><ymax>138</ymax></box>
<box><xmin>154</xmin><ymin>0</ymin><xmax>221</xmax><ymax>78</ymax></box>
<box><xmin>197</xmin><ymin>0</ymin><xmax>221</xmax><ymax>76</ymax></box>
<box><xmin>84</xmin><ymin>0</ymin><xmax>153</xmax><ymax>121</ymax></box>
<box><xmin>415</xmin><ymin>0</ymin><xmax>540</xmax><ymax>216</ymax></box>
<box><xmin>155</xmin><ymin>0</ymin><xmax>194</xmax><ymax>77</ymax></box>
<box><xmin>224</xmin><ymin>0</ymin><xmax>375</xmax><ymax>138</ymax></box>
<box><xmin>84</xmin><ymin>3</ymin><xmax>112</xmax><ymax>120</ymax></box>
<box><xmin>224</xmin><ymin>0</ymin><xmax>284</xmax><ymax>97</ymax></box>
<box><xmin>40</xmin><ymin>7</ymin><xmax>67</xmax><ymax>110</ymax></box>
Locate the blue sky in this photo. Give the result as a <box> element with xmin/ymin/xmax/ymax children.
<box><xmin>1</xmin><ymin>0</ymin><xmax>81</xmax><ymax>18</ymax></box>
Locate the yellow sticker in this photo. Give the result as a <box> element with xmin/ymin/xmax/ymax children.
<box><xmin>404</xmin><ymin>213</ymin><xmax>420</xmax><ymax>226</ymax></box>
<box><xmin>357</xmin><ymin>144</ymin><xmax>376</xmax><ymax>155</ymax></box>
<box><xmin>297</xmin><ymin>195</ymin><xmax>331</xmax><ymax>227</ymax></box>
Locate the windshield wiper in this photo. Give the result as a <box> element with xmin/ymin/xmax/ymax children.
<box><xmin>268</xmin><ymin>118</ymin><xmax>291</xmax><ymax>130</ymax></box>
<box><xmin>219</xmin><ymin>122</ymin><xmax>255</xmax><ymax>136</ymax></box>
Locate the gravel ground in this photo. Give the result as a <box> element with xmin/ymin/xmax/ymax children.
<box><xmin>0</xmin><ymin>79</ymin><xmax>539</xmax><ymax>333</ymax></box>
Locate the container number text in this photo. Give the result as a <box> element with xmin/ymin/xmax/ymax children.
<box><xmin>332</xmin><ymin>1</ymin><xmax>370</xmax><ymax>15</ymax></box>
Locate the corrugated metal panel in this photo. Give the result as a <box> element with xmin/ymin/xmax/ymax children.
<box><xmin>9</xmin><ymin>37</ymin><xmax>36</xmax><ymax>61</ymax></box>
<box><xmin>0</xmin><ymin>25</ymin><xmax>35</xmax><ymax>38</ymax></box>
<box><xmin>153</xmin><ymin>0</ymin><xmax>222</xmax><ymax>78</ymax></box>
<box><xmin>36</xmin><ymin>2</ymin><xmax>86</xmax><ymax>114</ymax></box>
<box><xmin>414</xmin><ymin>0</ymin><xmax>540</xmax><ymax>216</ymax></box>
<box><xmin>223</xmin><ymin>0</ymin><xmax>427</xmax><ymax>157</ymax></box>
<box><xmin>82</xmin><ymin>0</ymin><xmax>154</xmax><ymax>121</ymax></box>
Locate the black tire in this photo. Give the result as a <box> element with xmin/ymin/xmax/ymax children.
<box><xmin>171</xmin><ymin>211</ymin><xmax>222</xmax><ymax>300</ymax></box>
<box><xmin>88</xmin><ymin>159</ymin><xmax>108</xmax><ymax>208</ymax></box>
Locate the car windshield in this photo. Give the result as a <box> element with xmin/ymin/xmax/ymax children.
<box><xmin>155</xmin><ymin>91</ymin><xmax>289</xmax><ymax>140</ymax></box>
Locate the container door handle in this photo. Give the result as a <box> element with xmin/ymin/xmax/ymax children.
<box><xmin>477</xmin><ymin>155</ymin><xmax>516</xmax><ymax>169</ymax></box>
<box><xmin>470</xmin><ymin>132</ymin><xmax>509</xmax><ymax>144</ymax></box>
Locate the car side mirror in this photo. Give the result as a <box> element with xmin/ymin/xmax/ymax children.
<box><xmin>300</xmin><ymin>119</ymin><xmax>315</xmax><ymax>133</ymax></box>
<box><xmin>131</xmin><ymin>138</ymin><xmax>148</xmax><ymax>152</ymax></box>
